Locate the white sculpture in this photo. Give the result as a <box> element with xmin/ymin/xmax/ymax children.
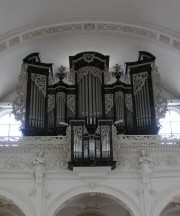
<box><xmin>30</xmin><ymin>151</ymin><xmax>48</xmax><ymax>196</ymax></box>
<box><xmin>137</xmin><ymin>150</ymin><xmax>155</xmax><ymax>195</ymax></box>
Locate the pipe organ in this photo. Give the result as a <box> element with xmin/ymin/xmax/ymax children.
<box><xmin>18</xmin><ymin>51</ymin><xmax>159</xmax><ymax>170</ymax></box>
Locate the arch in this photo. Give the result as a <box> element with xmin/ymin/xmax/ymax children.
<box><xmin>151</xmin><ymin>186</ymin><xmax>180</xmax><ymax>216</ymax></box>
<box><xmin>0</xmin><ymin>187</ymin><xmax>36</xmax><ymax>216</ymax></box>
<box><xmin>0</xmin><ymin>21</ymin><xmax>180</xmax><ymax>56</ymax></box>
<box><xmin>46</xmin><ymin>184</ymin><xmax>143</xmax><ymax>216</ymax></box>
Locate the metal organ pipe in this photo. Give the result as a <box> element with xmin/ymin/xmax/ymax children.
<box><xmin>146</xmin><ymin>81</ymin><xmax>151</xmax><ymax>124</ymax></box>
<box><xmin>93</xmin><ymin>76</ymin><xmax>96</xmax><ymax>118</ymax></box>
<box><xmin>115</xmin><ymin>92</ymin><xmax>124</xmax><ymax>126</ymax></box>
<box><xmin>37</xmin><ymin>87</ymin><xmax>40</xmax><ymax>128</ymax></box>
<box><xmin>30</xmin><ymin>81</ymin><xmax>33</xmax><ymax>127</ymax></box>
<box><xmin>56</xmin><ymin>93</ymin><xmax>65</xmax><ymax>127</ymax></box>
<box><xmin>78</xmin><ymin>67</ymin><xmax>102</xmax><ymax>124</ymax></box>
<box><xmin>29</xmin><ymin>78</ymin><xmax>46</xmax><ymax>129</ymax></box>
<box><xmin>88</xmin><ymin>74</ymin><xmax>91</xmax><ymax>123</ymax></box>
<box><xmin>134</xmin><ymin>76</ymin><xmax>151</xmax><ymax>128</ymax></box>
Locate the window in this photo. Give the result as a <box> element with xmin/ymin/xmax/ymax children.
<box><xmin>159</xmin><ymin>108</ymin><xmax>180</xmax><ymax>136</ymax></box>
<box><xmin>0</xmin><ymin>110</ymin><xmax>22</xmax><ymax>137</ymax></box>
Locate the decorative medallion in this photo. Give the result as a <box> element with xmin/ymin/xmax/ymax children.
<box><xmin>83</xmin><ymin>53</ymin><xmax>95</xmax><ymax>63</ymax></box>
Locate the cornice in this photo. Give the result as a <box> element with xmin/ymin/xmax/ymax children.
<box><xmin>1</xmin><ymin>22</ymin><xmax>180</xmax><ymax>55</ymax></box>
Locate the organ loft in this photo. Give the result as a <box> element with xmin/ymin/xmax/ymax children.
<box><xmin>13</xmin><ymin>51</ymin><xmax>161</xmax><ymax>170</ymax></box>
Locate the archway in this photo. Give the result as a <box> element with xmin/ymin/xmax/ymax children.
<box><xmin>0</xmin><ymin>188</ymin><xmax>35</xmax><ymax>216</ymax></box>
<box><xmin>151</xmin><ymin>187</ymin><xmax>180</xmax><ymax>216</ymax></box>
<box><xmin>54</xmin><ymin>192</ymin><xmax>133</xmax><ymax>216</ymax></box>
<box><xmin>46</xmin><ymin>185</ymin><xmax>143</xmax><ymax>216</ymax></box>
<box><xmin>160</xmin><ymin>195</ymin><xmax>180</xmax><ymax>216</ymax></box>
<box><xmin>0</xmin><ymin>195</ymin><xmax>25</xmax><ymax>216</ymax></box>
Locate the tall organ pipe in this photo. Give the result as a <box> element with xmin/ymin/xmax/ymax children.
<box><xmin>78</xmin><ymin>67</ymin><xmax>102</xmax><ymax>123</ymax></box>
<box><xmin>56</xmin><ymin>93</ymin><xmax>65</xmax><ymax>127</ymax></box>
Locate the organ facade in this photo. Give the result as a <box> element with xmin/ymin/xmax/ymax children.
<box><xmin>13</xmin><ymin>51</ymin><xmax>163</xmax><ymax>170</ymax></box>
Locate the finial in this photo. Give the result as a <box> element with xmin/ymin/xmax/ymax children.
<box><xmin>56</xmin><ymin>65</ymin><xmax>66</xmax><ymax>82</ymax></box>
<box><xmin>112</xmin><ymin>64</ymin><xmax>124</xmax><ymax>81</ymax></box>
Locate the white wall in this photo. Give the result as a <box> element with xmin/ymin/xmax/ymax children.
<box><xmin>0</xmin><ymin>137</ymin><xmax>180</xmax><ymax>216</ymax></box>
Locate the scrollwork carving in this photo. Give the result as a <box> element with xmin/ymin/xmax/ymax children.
<box><xmin>73</xmin><ymin>126</ymin><xmax>82</xmax><ymax>140</ymax></box>
<box><xmin>83</xmin><ymin>53</ymin><xmax>95</xmax><ymax>63</ymax></box>
<box><xmin>152</xmin><ymin>64</ymin><xmax>167</xmax><ymax>126</ymax></box>
<box><xmin>125</xmin><ymin>94</ymin><xmax>133</xmax><ymax>112</ymax></box>
<box><xmin>101</xmin><ymin>126</ymin><xmax>110</xmax><ymax>141</ymax></box>
<box><xmin>157</xmin><ymin>155</ymin><xmax>179</xmax><ymax>167</ymax></box>
<box><xmin>31</xmin><ymin>73</ymin><xmax>46</xmax><ymax>97</ymax></box>
<box><xmin>77</xmin><ymin>67</ymin><xmax>102</xmax><ymax>83</ymax></box>
<box><xmin>67</xmin><ymin>94</ymin><xmax>75</xmax><ymax>114</ymax></box>
<box><xmin>48</xmin><ymin>95</ymin><xmax>55</xmax><ymax>113</ymax></box>
<box><xmin>133</xmin><ymin>72</ymin><xmax>148</xmax><ymax>95</ymax></box>
<box><xmin>115</xmin><ymin>91</ymin><xmax>124</xmax><ymax>101</ymax></box>
<box><xmin>105</xmin><ymin>94</ymin><xmax>113</xmax><ymax>114</ymax></box>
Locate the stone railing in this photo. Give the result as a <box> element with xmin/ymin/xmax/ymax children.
<box><xmin>0</xmin><ymin>136</ymin><xmax>67</xmax><ymax>148</ymax></box>
<box><xmin>0</xmin><ymin>134</ymin><xmax>179</xmax><ymax>148</ymax></box>
<box><xmin>115</xmin><ymin>135</ymin><xmax>180</xmax><ymax>146</ymax></box>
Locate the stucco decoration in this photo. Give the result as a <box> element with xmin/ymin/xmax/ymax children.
<box><xmin>0</xmin><ymin>22</ymin><xmax>180</xmax><ymax>55</ymax></box>
<box><xmin>137</xmin><ymin>150</ymin><xmax>156</xmax><ymax>195</ymax></box>
<box><xmin>30</xmin><ymin>151</ymin><xmax>48</xmax><ymax>197</ymax></box>
<box><xmin>116</xmin><ymin>156</ymin><xmax>128</xmax><ymax>169</ymax></box>
<box><xmin>0</xmin><ymin>155</ymin><xmax>31</xmax><ymax>170</ymax></box>
<box><xmin>156</xmin><ymin>155</ymin><xmax>179</xmax><ymax>168</ymax></box>
<box><xmin>0</xmin><ymin>42</ymin><xmax>7</xmax><ymax>52</ymax></box>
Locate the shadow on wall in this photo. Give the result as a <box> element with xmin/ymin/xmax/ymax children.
<box><xmin>0</xmin><ymin>195</ymin><xmax>25</xmax><ymax>216</ymax></box>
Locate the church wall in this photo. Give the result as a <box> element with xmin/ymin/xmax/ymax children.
<box><xmin>0</xmin><ymin>141</ymin><xmax>180</xmax><ymax>216</ymax></box>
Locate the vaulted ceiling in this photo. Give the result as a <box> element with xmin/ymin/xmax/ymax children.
<box><xmin>1</xmin><ymin>0</ymin><xmax>180</xmax><ymax>101</ymax></box>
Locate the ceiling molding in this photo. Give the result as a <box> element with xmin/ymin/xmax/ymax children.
<box><xmin>1</xmin><ymin>22</ymin><xmax>180</xmax><ymax>55</ymax></box>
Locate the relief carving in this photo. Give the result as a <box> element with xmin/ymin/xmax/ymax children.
<box><xmin>137</xmin><ymin>150</ymin><xmax>156</xmax><ymax>195</ymax></box>
<box><xmin>30</xmin><ymin>151</ymin><xmax>48</xmax><ymax>196</ymax></box>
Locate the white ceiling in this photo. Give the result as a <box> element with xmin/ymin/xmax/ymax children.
<box><xmin>1</xmin><ymin>0</ymin><xmax>180</xmax><ymax>101</ymax></box>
